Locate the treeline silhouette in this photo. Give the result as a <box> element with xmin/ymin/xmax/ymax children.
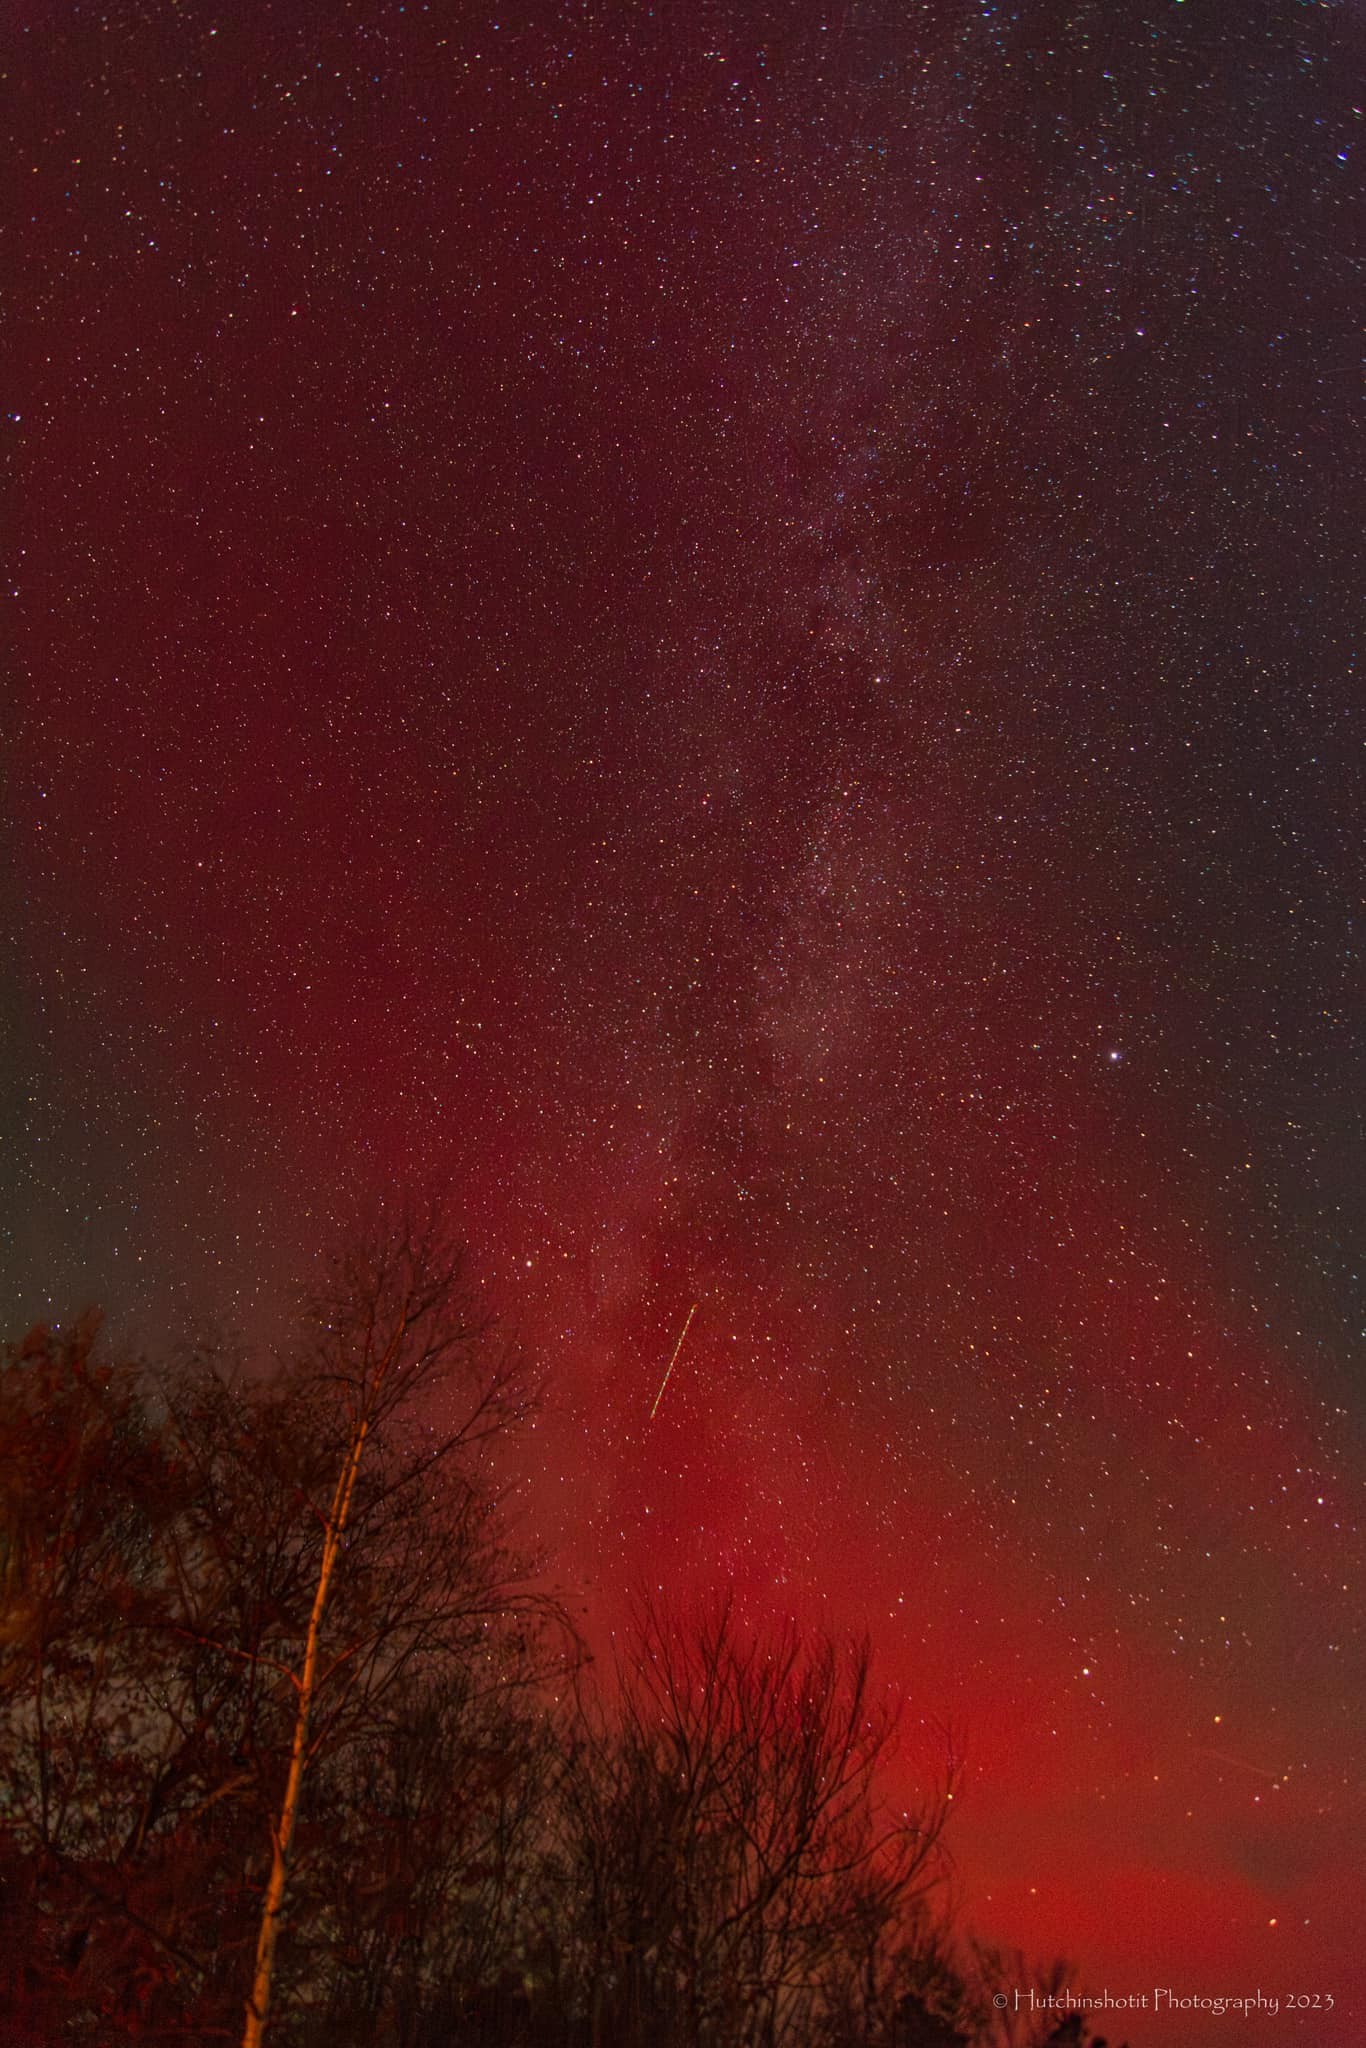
<box><xmin>0</xmin><ymin>1212</ymin><xmax>1125</xmax><ymax>2048</ymax></box>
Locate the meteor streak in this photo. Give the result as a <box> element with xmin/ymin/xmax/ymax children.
<box><xmin>649</xmin><ymin>1301</ymin><xmax>699</xmax><ymax>1420</ymax></box>
<box><xmin>1194</xmin><ymin>1746</ymin><xmax>1283</xmax><ymax>1786</ymax></box>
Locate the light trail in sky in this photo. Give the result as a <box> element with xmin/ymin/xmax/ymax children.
<box><xmin>649</xmin><ymin>1301</ymin><xmax>699</xmax><ymax>1421</ymax></box>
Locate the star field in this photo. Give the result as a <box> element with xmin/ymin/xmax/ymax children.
<box><xmin>6</xmin><ymin>3</ymin><xmax>1364</xmax><ymax>2039</ymax></box>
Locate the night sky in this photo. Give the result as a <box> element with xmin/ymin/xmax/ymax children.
<box><xmin>6</xmin><ymin>2</ymin><xmax>1364</xmax><ymax>2039</ymax></box>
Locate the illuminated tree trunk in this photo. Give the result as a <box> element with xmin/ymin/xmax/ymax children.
<box><xmin>241</xmin><ymin>1321</ymin><xmax>400</xmax><ymax>2047</ymax></box>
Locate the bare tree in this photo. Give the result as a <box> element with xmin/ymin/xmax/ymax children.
<box><xmin>549</xmin><ymin>1597</ymin><xmax>957</xmax><ymax>2048</ymax></box>
<box><xmin>2</xmin><ymin>1252</ymin><xmax>1114</xmax><ymax>2048</ymax></box>
<box><xmin>237</xmin><ymin>1203</ymin><xmax>546</xmax><ymax>2046</ymax></box>
<box><xmin>0</xmin><ymin>1209</ymin><xmax>569</xmax><ymax>2044</ymax></box>
<box><xmin>0</xmin><ymin>1317</ymin><xmax>210</xmax><ymax>2037</ymax></box>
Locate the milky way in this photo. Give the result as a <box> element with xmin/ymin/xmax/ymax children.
<box><xmin>7</xmin><ymin>3</ymin><xmax>1363</xmax><ymax>2038</ymax></box>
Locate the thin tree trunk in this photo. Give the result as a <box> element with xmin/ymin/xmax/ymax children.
<box><xmin>240</xmin><ymin>1403</ymin><xmax>375</xmax><ymax>2045</ymax></box>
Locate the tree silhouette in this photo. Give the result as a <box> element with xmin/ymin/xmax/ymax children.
<box><xmin>0</xmin><ymin>1225</ymin><xmax>1125</xmax><ymax>2048</ymax></box>
<box><xmin>545</xmin><ymin>1596</ymin><xmax>959</xmax><ymax>2048</ymax></box>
